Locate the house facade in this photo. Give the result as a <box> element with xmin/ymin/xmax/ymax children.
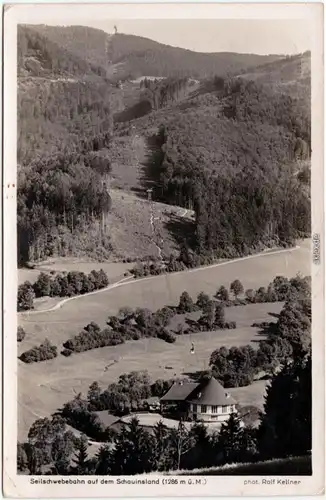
<box><xmin>160</xmin><ymin>376</ymin><xmax>237</xmax><ymax>423</ymax></box>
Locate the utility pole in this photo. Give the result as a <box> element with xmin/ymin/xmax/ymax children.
<box><xmin>147</xmin><ymin>188</ymin><xmax>153</xmax><ymax>202</ymax></box>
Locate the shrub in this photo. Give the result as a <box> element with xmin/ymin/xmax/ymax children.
<box><xmin>271</xmin><ymin>276</ymin><xmax>291</xmax><ymax>301</ymax></box>
<box><xmin>196</xmin><ymin>292</ymin><xmax>211</xmax><ymax>310</ymax></box>
<box><xmin>50</xmin><ymin>279</ymin><xmax>62</xmax><ymax>297</ymax></box>
<box><xmin>255</xmin><ymin>287</ymin><xmax>267</xmax><ymax>303</ymax></box>
<box><xmin>216</xmin><ymin>286</ymin><xmax>229</xmax><ymax>302</ymax></box>
<box><xmin>17</xmin><ymin>281</ymin><xmax>35</xmax><ymax>311</ymax></box>
<box><xmin>20</xmin><ymin>339</ymin><xmax>57</xmax><ymax>364</ymax></box>
<box><xmin>210</xmin><ymin>345</ymin><xmax>257</xmax><ymax>387</ymax></box>
<box><xmin>63</xmin><ymin>327</ymin><xmax>125</xmax><ymax>353</ymax></box>
<box><xmin>157</xmin><ymin>329</ymin><xmax>176</xmax><ymax>343</ymax></box>
<box><xmin>230</xmin><ymin>279</ymin><xmax>244</xmax><ymax>299</ymax></box>
<box><xmin>61</xmin><ymin>348</ymin><xmax>73</xmax><ymax>357</ymax></box>
<box><xmin>178</xmin><ymin>291</ymin><xmax>195</xmax><ymax>313</ymax></box>
<box><xmin>222</xmin><ymin>321</ymin><xmax>237</xmax><ymax>329</ymax></box>
<box><xmin>245</xmin><ymin>289</ymin><xmax>256</xmax><ymax>303</ymax></box>
<box><xmin>17</xmin><ymin>326</ymin><xmax>26</xmax><ymax>342</ymax></box>
<box><xmin>153</xmin><ymin>307</ymin><xmax>175</xmax><ymax>327</ymax></box>
<box><xmin>33</xmin><ymin>272</ymin><xmax>52</xmax><ymax>297</ymax></box>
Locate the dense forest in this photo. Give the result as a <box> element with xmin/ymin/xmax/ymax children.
<box><xmin>18</xmin><ymin>26</ymin><xmax>106</xmax><ymax>79</ymax></box>
<box><xmin>18</xmin><ymin>151</ymin><xmax>112</xmax><ymax>264</ymax></box>
<box><xmin>143</xmin><ymin>77</ymin><xmax>311</xmax><ymax>255</ymax></box>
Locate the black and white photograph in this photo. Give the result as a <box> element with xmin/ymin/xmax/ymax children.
<box><xmin>2</xmin><ymin>2</ymin><xmax>324</xmax><ymax>497</ymax></box>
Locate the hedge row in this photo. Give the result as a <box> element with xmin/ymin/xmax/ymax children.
<box><xmin>62</xmin><ymin>308</ymin><xmax>178</xmax><ymax>355</ymax></box>
<box><xmin>20</xmin><ymin>339</ymin><xmax>57</xmax><ymax>364</ymax></box>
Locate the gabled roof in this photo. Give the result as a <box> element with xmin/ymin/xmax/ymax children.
<box><xmin>187</xmin><ymin>377</ymin><xmax>236</xmax><ymax>406</ymax></box>
<box><xmin>94</xmin><ymin>411</ymin><xmax>120</xmax><ymax>427</ymax></box>
<box><xmin>160</xmin><ymin>381</ymin><xmax>199</xmax><ymax>402</ymax></box>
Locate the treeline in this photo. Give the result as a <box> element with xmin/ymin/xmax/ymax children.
<box><xmin>18</xmin><ymin>151</ymin><xmax>112</xmax><ymax>265</ymax></box>
<box><xmin>17</xmin><ymin>269</ymin><xmax>109</xmax><ymax>311</ymax></box>
<box><xmin>109</xmin><ymin>33</ymin><xmax>282</xmax><ymax>78</ymax></box>
<box><xmin>18</xmin><ymin>355</ymin><xmax>311</xmax><ymax>475</ymax></box>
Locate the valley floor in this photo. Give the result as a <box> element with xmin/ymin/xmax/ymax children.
<box><xmin>17</xmin><ymin>240</ymin><xmax>310</xmax><ymax>441</ymax></box>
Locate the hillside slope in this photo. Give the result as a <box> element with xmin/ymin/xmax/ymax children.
<box><xmin>26</xmin><ymin>25</ymin><xmax>284</xmax><ymax>79</ymax></box>
<box><xmin>18</xmin><ymin>25</ymin><xmax>106</xmax><ymax>79</ymax></box>
<box><xmin>17</xmin><ymin>26</ymin><xmax>310</xmax><ymax>265</ymax></box>
<box><xmin>239</xmin><ymin>51</ymin><xmax>311</xmax><ymax>103</ymax></box>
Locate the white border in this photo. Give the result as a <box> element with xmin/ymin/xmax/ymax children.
<box><xmin>2</xmin><ymin>3</ymin><xmax>325</xmax><ymax>497</ymax></box>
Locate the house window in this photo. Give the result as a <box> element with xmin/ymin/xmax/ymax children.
<box><xmin>211</xmin><ymin>405</ymin><xmax>218</xmax><ymax>414</ymax></box>
<box><xmin>192</xmin><ymin>404</ymin><xmax>196</xmax><ymax>412</ymax></box>
<box><xmin>222</xmin><ymin>406</ymin><xmax>228</xmax><ymax>413</ymax></box>
<box><xmin>201</xmin><ymin>405</ymin><xmax>207</xmax><ymax>413</ymax></box>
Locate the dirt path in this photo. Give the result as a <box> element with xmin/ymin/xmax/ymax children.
<box><xmin>132</xmin><ymin>131</ymin><xmax>165</xmax><ymax>261</ymax></box>
<box><xmin>19</xmin><ymin>244</ymin><xmax>302</xmax><ymax>317</ymax></box>
<box><xmin>20</xmin><ymin>276</ymin><xmax>133</xmax><ymax>315</ymax></box>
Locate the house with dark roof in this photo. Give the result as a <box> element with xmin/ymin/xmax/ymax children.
<box><xmin>160</xmin><ymin>377</ymin><xmax>237</xmax><ymax>423</ymax></box>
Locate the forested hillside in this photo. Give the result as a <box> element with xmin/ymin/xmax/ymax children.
<box><xmin>107</xmin><ymin>34</ymin><xmax>283</xmax><ymax>79</ymax></box>
<box><xmin>18</xmin><ymin>26</ymin><xmax>106</xmax><ymax>78</ymax></box>
<box><xmin>239</xmin><ymin>51</ymin><xmax>311</xmax><ymax>102</ymax></box>
<box><xmin>127</xmin><ymin>74</ymin><xmax>311</xmax><ymax>256</ymax></box>
<box><xmin>17</xmin><ymin>24</ymin><xmax>311</xmax><ymax>266</ymax></box>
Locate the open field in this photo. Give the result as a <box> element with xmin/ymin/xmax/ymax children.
<box><xmin>106</xmin><ymin>189</ymin><xmax>192</xmax><ymax>260</ymax></box>
<box><xmin>18</xmin><ymin>240</ymin><xmax>310</xmax><ymax>440</ymax></box>
<box><xmin>19</xmin><ymin>239</ymin><xmax>310</xmax><ymax>344</ymax></box>
<box><xmin>19</xmin><ymin>301</ymin><xmax>280</xmax><ymax>440</ymax></box>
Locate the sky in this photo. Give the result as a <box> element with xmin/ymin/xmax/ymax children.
<box><xmin>85</xmin><ymin>19</ymin><xmax>311</xmax><ymax>55</ymax></box>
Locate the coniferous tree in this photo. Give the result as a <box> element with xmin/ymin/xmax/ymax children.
<box><xmin>73</xmin><ymin>435</ymin><xmax>89</xmax><ymax>475</ymax></box>
<box><xmin>111</xmin><ymin>418</ymin><xmax>154</xmax><ymax>475</ymax></box>
<box><xmin>218</xmin><ymin>413</ymin><xmax>243</xmax><ymax>464</ymax></box>
<box><xmin>258</xmin><ymin>357</ymin><xmax>311</xmax><ymax>460</ymax></box>
<box><xmin>95</xmin><ymin>445</ymin><xmax>112</xmax><ymax>475</ymax></box>
<box><xmin>178</xmin><ymin>291</ymin><xmax>194</xmax><ymax>313</ymax></box>
<box><xmin>201</xmin><ymin>300</ymin><xmax>216</xmax><ymax>329</ymax></box>
<box><xmin>17</xmin><ymin>443</ymin><xmax>28</xmax><ymax>472</ymax></box>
